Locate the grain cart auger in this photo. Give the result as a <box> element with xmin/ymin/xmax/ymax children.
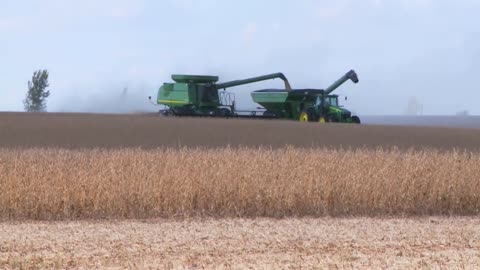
<box><xmin>324</xmin><ymin>70</ymin><xmax>359</xmax><ymax>95</ymax></box>
<box><xmin>251</xmin><ymin>69</ymin><xmax>361</xmax><ymax>123</ymax></box>
<box><xmin>150</xmin><ymin>73</ymin><xmax>292</xmax><ymax>117</ymax></box>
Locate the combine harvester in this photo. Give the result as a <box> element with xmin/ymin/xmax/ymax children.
<box><xmin>149</xmin><ymin>70</ymin><xmax>360</xmax><ymax>123</ymax></box>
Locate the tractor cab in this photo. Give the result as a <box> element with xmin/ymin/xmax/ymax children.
<box><xmin>325</xmin><ymin>95</ymin><xmax>339</xmax><ymax>107</ymax></box>
<box><xmin>315</xmin><ymin>95</ymin><xmax>339</xmax><ymax>107</ymax></box>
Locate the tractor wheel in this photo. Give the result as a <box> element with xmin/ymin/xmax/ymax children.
<box><xmin>352</xmin><ymin>116</ymin><xmax>361</xmax><ymax>124</ymax></box>
<box><xmin>319</xmin><ymin>116</ymin><xmax>333</xmax><ymax>123</ymax></box>
<box><xmin>299</xmin><ymin>111</ymin><xmax>309</xmax><ymax>122</ymax></box>
<box><xmin>299</xmin><ymin>109</ymin><xmax>316</xmax><ymax>122</ymax></box>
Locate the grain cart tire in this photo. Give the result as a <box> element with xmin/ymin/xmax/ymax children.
<box><xmin>352</xmin><ymin>116</ymin><xmax>361</xmax><ymax>124</ymax></box>
<box><xmin>263</xmin><ymin>111</ymin><xmax>277</xmax><ymax>118</ymax></box>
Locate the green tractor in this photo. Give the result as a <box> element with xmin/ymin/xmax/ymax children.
<box><xmin>251</xmin><ymin>70</ymin><xmax>360</xmax><ymax>123</ymax></box>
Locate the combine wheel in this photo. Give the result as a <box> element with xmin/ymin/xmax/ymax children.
<box><xmin>160</xmin><ymin>109</ymin><xmax>174</xmax><ymax>117</ymax></box>
<box><xmin>352</xmin><ymin>116</ymin><xmax>361</xmax><ymax>124</ymax></box>
<box><xmin>217</xmin><ymin>108</ymin><xmax>232</xmax><ymax>118</ymax></box>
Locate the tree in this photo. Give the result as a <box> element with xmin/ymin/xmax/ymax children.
<box><xmin>24</xmin><ymin>69</ymin><xmax>50</xmax><ymax>112</ymax></box>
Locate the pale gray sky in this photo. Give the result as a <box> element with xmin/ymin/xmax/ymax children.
<box><xmin>1</xmin><ymin>0</ymin><xmax>479</xmax><ymax>115</ymax></box>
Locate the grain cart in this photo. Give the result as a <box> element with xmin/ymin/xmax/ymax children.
<box><xmin>251</xmin><ymin>70</ymin><xmax>360</xmax><ymax>123</ymax></box>
<box><xmin>150</xmin><ymin>73</ymin><xmax>292</xmax><ymax>117</ymax></box>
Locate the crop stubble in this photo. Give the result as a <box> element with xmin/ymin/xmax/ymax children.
<box><xmin>1</xmin><ymin>218</ymin><xmax>479</xmax><ymax>269</ymax></box>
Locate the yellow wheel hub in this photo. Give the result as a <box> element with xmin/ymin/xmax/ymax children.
<box><xmin>299</xmin><ymin>112</ymin><xmax>309</xmax><ymax>122</ymax></box>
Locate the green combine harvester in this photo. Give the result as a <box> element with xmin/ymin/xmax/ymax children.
<box><xmin>150</xmin><ymin>70</ymin><xmax>360</xmax><ymax>123</ymax></box>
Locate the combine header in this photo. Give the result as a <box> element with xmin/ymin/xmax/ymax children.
<box><xmin>150</xmin><ymin>70</ymin><xmax>360</xmax><ymax>123</ymax></box>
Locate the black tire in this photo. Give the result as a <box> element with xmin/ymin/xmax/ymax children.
<box><xmin>263</xmin><ymin>111</ymin><xmax>277</xmax><ymax>118</ymax></box>
<box><xmin>160</xmin><ymin>109</ymin><xmax>175</xmax><ymax>117</ymax></box>
<box><xmin>217</xmin><ymin>108</ymin><xmax>231</xmax><ymax>118</ymax></box>
<box><xmin>352</xmin><ymin>116</ymin><xmax>361</xmax><ymax>124</ymax></box>
<box><xmin>307</xmin><ymin>108</ymin><xmax>317</xmax><ymax>122</ymax></box>
<box><xmin>325</xmin><ymin>115</ymin><xmax>335</xmax><ymax>123</ymax></box>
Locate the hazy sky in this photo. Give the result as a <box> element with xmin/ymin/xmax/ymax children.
<box><xmin>1</xmin><ymin>0</ymin><xmax>479</xmax><ymax>115</ymax></box>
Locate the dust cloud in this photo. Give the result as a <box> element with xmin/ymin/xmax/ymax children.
<box><xmin>50</xmin><ymin>82</ymin><xmax>158</xmax><ymax>114</ymax></box>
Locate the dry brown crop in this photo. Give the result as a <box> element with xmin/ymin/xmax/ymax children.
<box><xmin>1</xmin><ymin>147</ymin><xmax>479</xmax><ymax>220</ymax></box>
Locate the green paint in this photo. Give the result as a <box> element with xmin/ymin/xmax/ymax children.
<box><xmin>250</xmin><ymin>70</ymin><xmax>360</xmax><ymax>123</ymax></box>
<box><xmin>156</xmin><ymin>73</ymin><xmax>291</xmax><ymax>116</ymax></box>
<box><xmin>155</xmin><ymin>70</ymin><xmax>360</xmax><ymax>123</ymax></box>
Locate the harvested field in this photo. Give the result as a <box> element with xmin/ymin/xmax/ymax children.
<box><xmin>1</xmin><ymin>112</ymin><xmax>480</xmax><ymax>151</ymax></box>
<box><xmin>1</xmin><ymin>147</ymin><xmax>479</xmax><ymax>219</ymax></box>
<box><xmin>1</xmin><ymin>218</ymin><xmax>479</xmax><ymax>269</ymax></box>
<box><xmin>2</xmin><ymin>112</ymin><xmax>480</xmax><ymax>268</ymax></box>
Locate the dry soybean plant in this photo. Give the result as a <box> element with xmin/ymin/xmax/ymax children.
<box><xmin>0</xmin><ymin>147</ymin><xmax>479</xmax><ymax>220</ymax></box>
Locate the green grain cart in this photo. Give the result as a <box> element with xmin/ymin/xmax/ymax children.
<box><xmin>151</xmin><ymin>70</ymin><xmax>360</xmax><ymax>123</ymax></box>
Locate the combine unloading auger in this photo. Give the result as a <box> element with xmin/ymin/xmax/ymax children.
<box><xmin>216</xmin><ymin>73</ymin><xmax>292</xmax><ymax>92</ymax></box>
